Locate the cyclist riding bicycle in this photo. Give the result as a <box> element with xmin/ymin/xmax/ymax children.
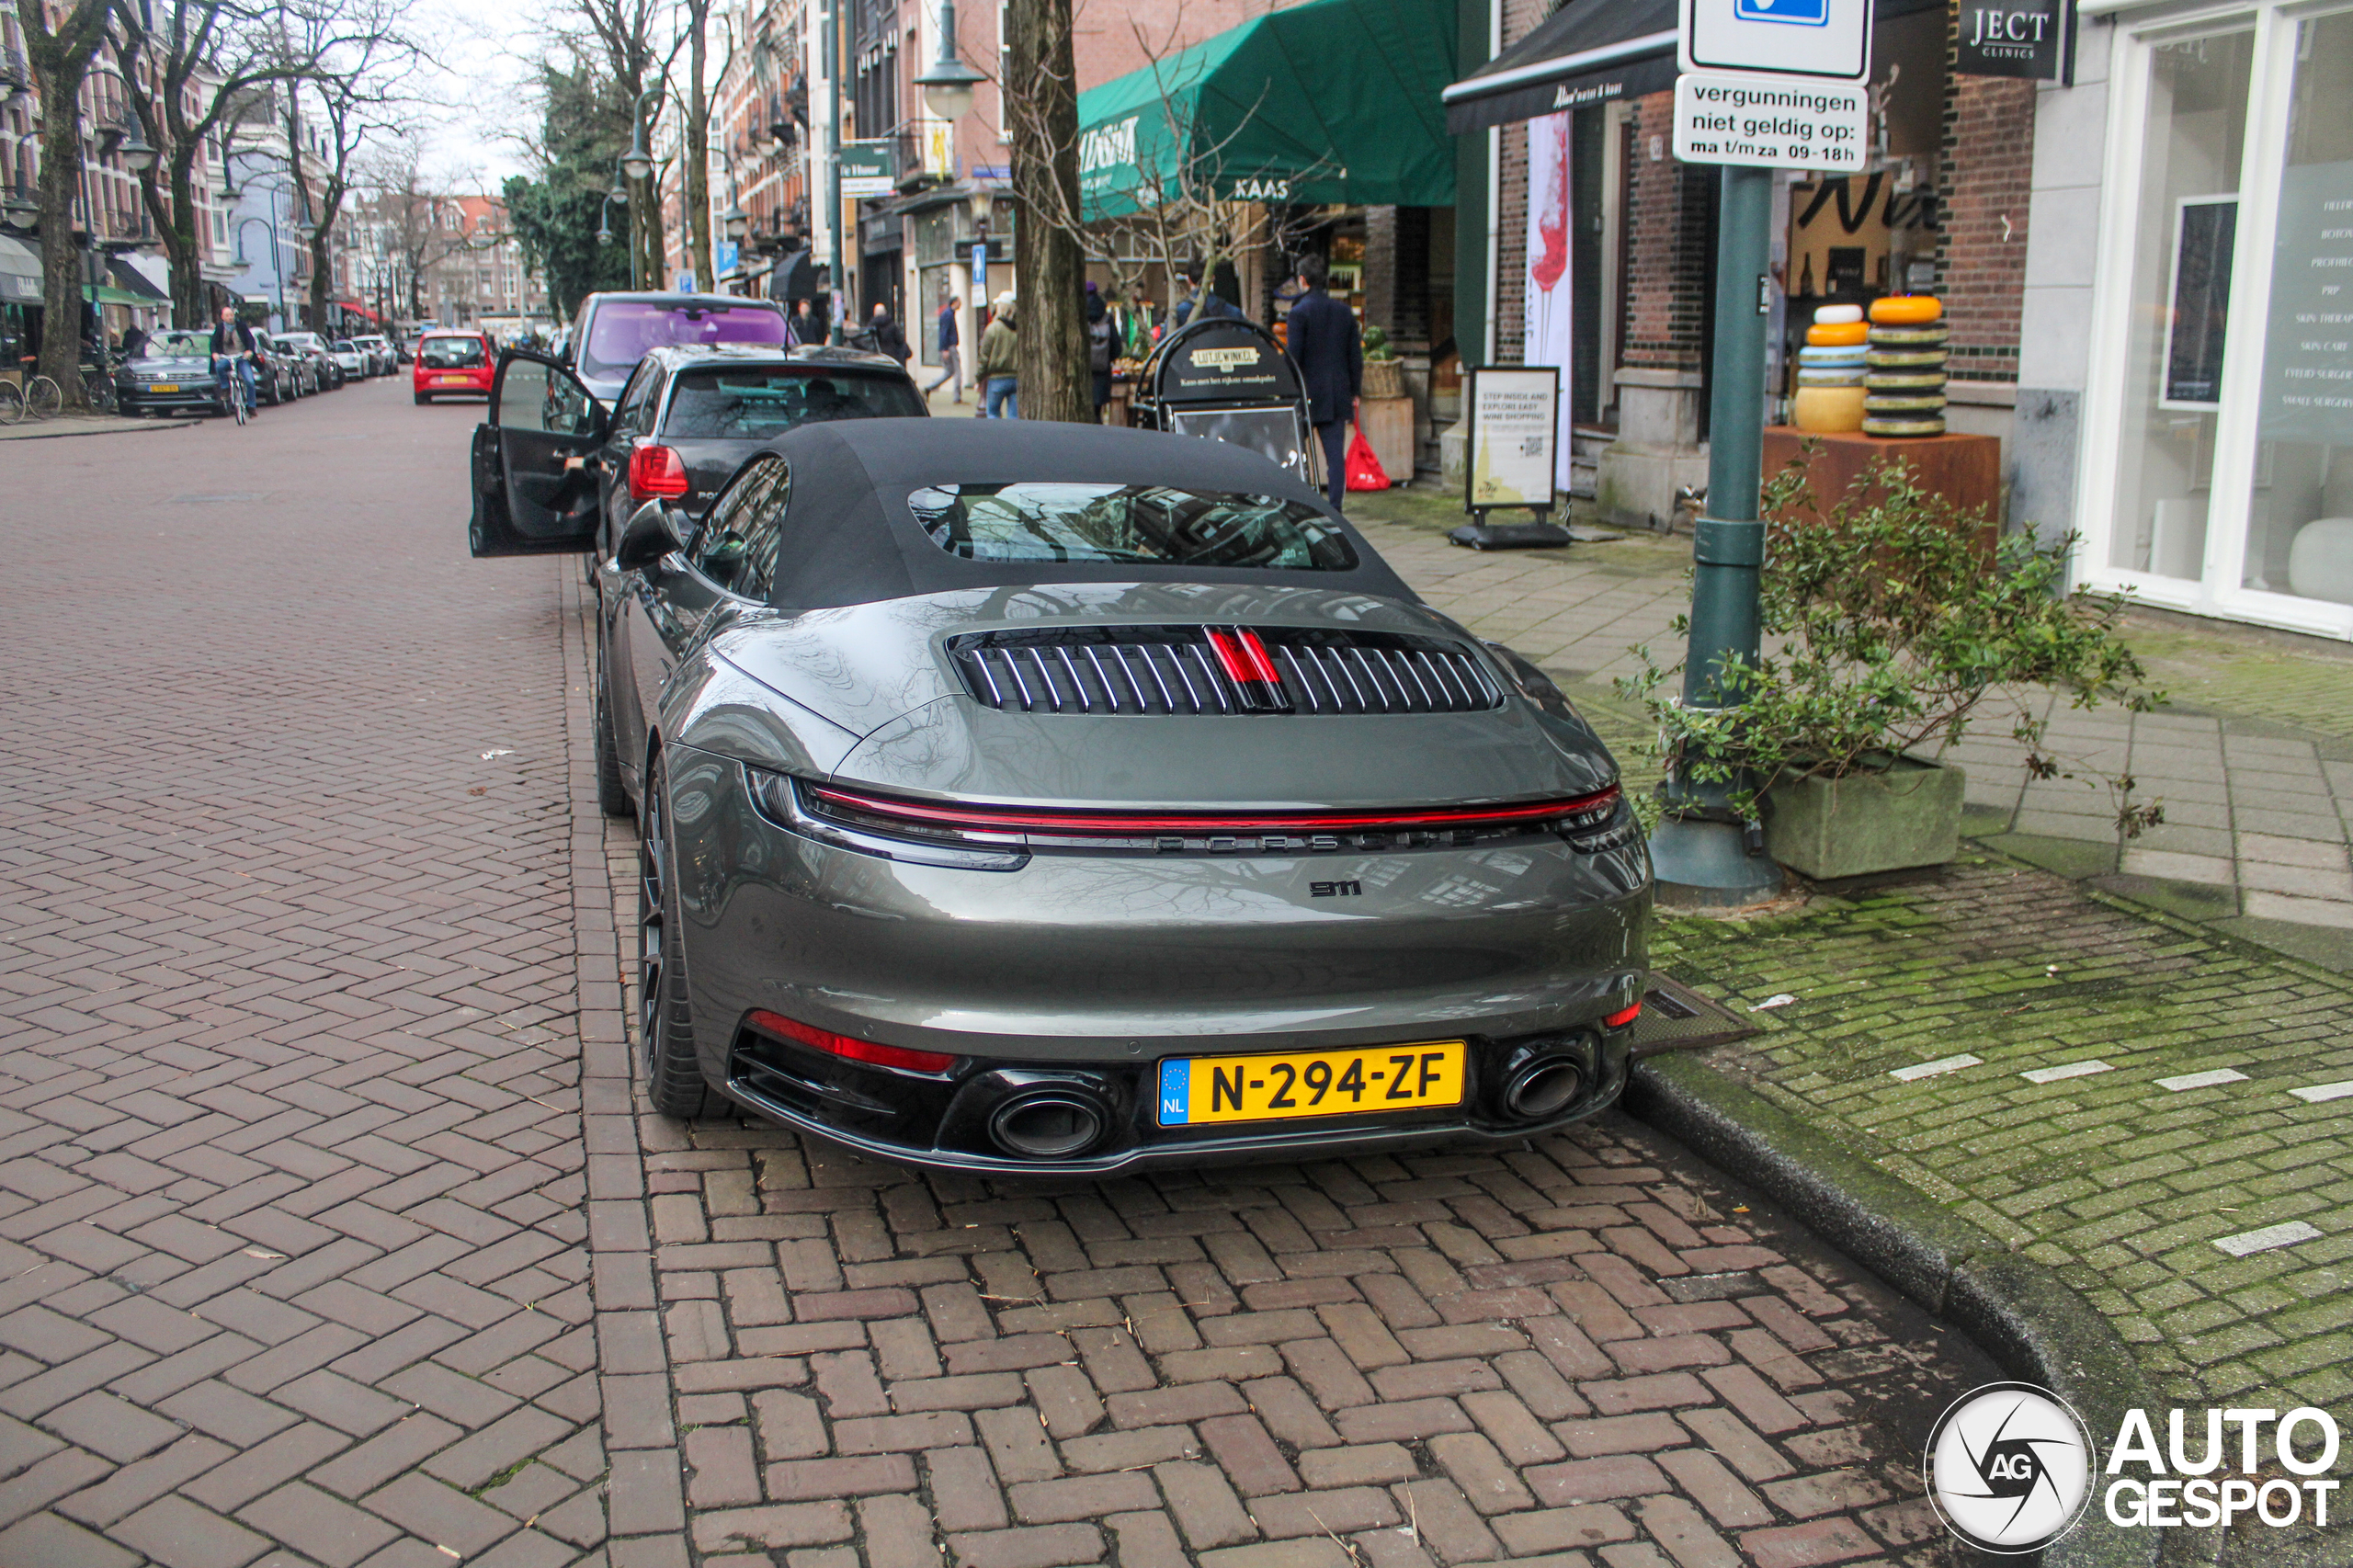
<box><xmin>210</xmin><ymin>304</ymin><xmax>260</xmax><ymax>417</ymax></box>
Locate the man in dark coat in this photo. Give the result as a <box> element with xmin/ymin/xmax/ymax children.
<box><xmin>869</xmin><ymin>301</ymin><xmax>911</xmax><ymax>366</ymax></box>
<box><xmin>1283</xmin><ymin>254</ymin><xmax>1361</xmax><ymax>510</ymax></box>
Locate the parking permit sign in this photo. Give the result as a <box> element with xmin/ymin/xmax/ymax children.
<box><xmin>1681</xmin><ymin>0</ymin><xmax>1871</xmax><ymax>79</ymax></box>
<box><xmin>1673</xmin><ymin>73</ymin><xmax>1869</xmax><ymax>169</ymax></box>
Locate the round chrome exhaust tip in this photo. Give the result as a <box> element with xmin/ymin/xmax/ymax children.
<box><xmin>987</xmin><ymin>1092</ymin><xmax>1108</xmax><ymax>1159</ymax></box>
<box><xmin>1501</xmin><ymin>1057</ymin><xmax>1584</xmax><ymax>1121</ymax></box>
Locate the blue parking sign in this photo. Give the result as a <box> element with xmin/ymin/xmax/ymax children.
<box><xmin>1733</xmin><ymin>0</ymin><xmax>1828</xmax><ymax>24</ymax></box>
<box><xmin>1682</xmin><ymin>0</ymin><xmax>1870</xmax><ymax>78</ymax></box>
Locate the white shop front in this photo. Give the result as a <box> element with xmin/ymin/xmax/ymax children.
<box><xmin>2070</xmin><ymin>0</ymin><xmax>2353</xmax><ymax>635</ymax></box>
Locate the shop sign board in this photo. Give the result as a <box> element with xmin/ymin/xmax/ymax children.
<box><xmin>1673</xmin><ymin>73</ymin><xmax>1869</xmax><ymax>170</ymax></box>
<box><xmin>1956</xmin><ymin>0</ymin><xmax>2074</xmax><ymax>81</ymax></box>
<box><xmin>1679</xmin><ymin>0</ymin><xmax>1871</xmax><ymax>82</ymax></box>
<box><xmin>1464</xmin><ymin>367</ymin><xmax>1562</xmax><ymax>513</ymax></box>
<box><xmin>839</xmin><ymin>141</ymin><xmax>896</xmax><ymax>199</ymax></box>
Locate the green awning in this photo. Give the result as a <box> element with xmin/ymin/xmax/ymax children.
<box><xmin>1074</xmin><ymin>0</ymin><xmax>1457</xmax><ymax>220</ymax></box>
<box><xmin>84</xmin><ymin>285</ymin><xmax>148</xmax><ymax>307</ymax></box>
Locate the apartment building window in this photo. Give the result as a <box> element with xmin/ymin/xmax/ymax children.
<box><xmin>852</xmin><ymin>0</ymin><xmax>897</xmax><ymax>141</ymax></box>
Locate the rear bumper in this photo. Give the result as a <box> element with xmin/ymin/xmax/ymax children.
<box><xmin>663</xmin><ymin>742</ymin><xmax>1653</xmax><ymax>1170</ymax></box>
<box><xmin>722</xmin><ymin>1025</ymin><xmax>1636</xmax><ymax>1176</ymax></box>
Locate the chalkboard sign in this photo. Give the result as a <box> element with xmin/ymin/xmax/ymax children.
<box><xmin>2259</xmin><ymin>160</ymin><xmax>2353</xmax><ymax>447</ymax></box>
<box><xmin>2161</xmin><ymin>196</ymin><xmax>2236</xmax><ymax>411</ymax></box>
<box><xmin>1152</xmin><ymin>320</ymin><xmax>1302</xmax><ymax>405</ymax></box>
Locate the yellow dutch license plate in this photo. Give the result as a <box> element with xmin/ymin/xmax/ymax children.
<box><xmin>152</xmin><ymin>383</ymin><xmax>178</xmax><ymax>392</ymax></box>
<box><xmin>1156</xmin><ymin>1041</ymin><xmax>1466</xmax><ymax>1126</ymax></box>
<box><xmin>438</xmin><ymin>374</ymin><xmax>465</xmax><ymax>383</ymax></box>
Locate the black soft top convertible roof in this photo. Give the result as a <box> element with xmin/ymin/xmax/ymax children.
<box><xmin>756</xmin><ymin>421</ymin><xmax>1420</xmax><ymax>611</ymax></box>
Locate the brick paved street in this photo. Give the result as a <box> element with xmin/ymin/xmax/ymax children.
<box><xmin>0</xmin><ymin>386</ymin><xmax>607</xmax><ymax>1566</ymax></box>
<box><xmin>0</xmin><ymin>390</ymin><xmax>2023</xmax><ymax>1565</ymax></box>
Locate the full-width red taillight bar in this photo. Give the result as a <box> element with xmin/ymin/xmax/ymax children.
<box><xmin>806</xmin><ymin>782</ymin><xmax>1621</xmax><ymax>836</ymax></box>
<box><xmin>747</xmin><ymin>1009</ymin><xmax>959</xmax><ymax>1074</ymax></box>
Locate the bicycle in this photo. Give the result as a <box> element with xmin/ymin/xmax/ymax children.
<box><xmin>82</xmin><ymin>352</ymin><xmax>116</xmax><ymax>414</ymax></box>
<box><xmin>0</xmin><ymin>381</ymin><xmax>20</xmax><ymax>425</ymax></box>
<box><xmin>22</xmin><ymin>375</ymin><xmax>60</xmax><ymax>419</ymax></box>
<box><xmin>212</xmin><ymin>356</ymin><xmax>255</xmax><ymax>426</ymax></box>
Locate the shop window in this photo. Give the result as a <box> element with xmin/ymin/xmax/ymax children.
<box><xmin>2104</xmin><ymin>27</ymin><xmax>2254</xmax><ymax>580</ymax></box>
<box><xmin>2238</xmin><ymin>10</ymin><xmax>2353</xmax><ymax>603</ymax></box>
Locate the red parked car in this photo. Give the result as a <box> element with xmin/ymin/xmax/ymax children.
<box><xmin>414</xmin><ymin>332</ymin><xmax>496</xmax><ymax>403</ymax></box>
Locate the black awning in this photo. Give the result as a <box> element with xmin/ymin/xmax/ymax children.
<box><xmin>1443</xmin><ymin>0</ymin><xmax>1677</xmax><ymax>135</ymax></box>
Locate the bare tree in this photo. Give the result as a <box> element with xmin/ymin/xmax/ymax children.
<box><xmin>677</xmin><ymin>0</ymin><xmax>718</xmax><ymax>291</ymax></box>
<box><xmin>1000</xmin><ymin>11</ymin><xmax>1321</xmax><ymax>331</ymax></box>
<box><xmin>359</xmin><ymin>145</ymin><xmax>468</xmax><ymax>320</ymax></box>
<box><xmin>115</xmin><ymin>0</ymin><xmax>376</xmax><ymax>327</ymax></box>
<box><xmin>1004</xmin><ymin>0</ymin><xmax>1085</xmax><ymax>421</ymax></box>
<box><xmin>19</xmin><ymin>0</ymin><xmax>114</xmax><ymax>403</ymax></box>
<box><xmin>283</xmin><ymin>13</ymin><xmax>412</xmax><ymax>331</ymax></box>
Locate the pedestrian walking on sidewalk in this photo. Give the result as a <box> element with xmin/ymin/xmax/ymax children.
<box><xmin>789</xmin><ymin>299</ymin><xmax>822</xmax><ymax>347</ymax></box>
<box><xmin>975</xmin><ymin>293</ymin><xmax>1018</xmax><ymax>419</ymax></box>
<box><xmin>1085</xmin><ymin>282</ymin><xmax>1113</xmax><ymax>419</ymax></box>
<box><xmin>1285</xmin><ymin>254</ymin><xmax>1361</xmax><ymax>511</ymax></box>
<box><xmin>927</xmin><ymin>296</ymin><xmax>962</xmax><ymax>402</ymax></box>
<box><xmin>869</xmin><ymin>301</ymin><xmax>912</xmax><ymax>367</ymax></box>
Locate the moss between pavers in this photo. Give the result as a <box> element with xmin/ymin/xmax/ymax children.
<box><xmin>1653</xmin><ymin>858</ymin><xmax>2353</xmax><ymax>1415</ymax></box>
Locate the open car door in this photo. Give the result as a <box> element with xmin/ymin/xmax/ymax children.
<box><xmin>469</xmin><ymin>350</ymin><xmax>610</xmax><ymax>557</ymax></box>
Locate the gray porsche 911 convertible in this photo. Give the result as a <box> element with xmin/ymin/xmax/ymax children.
<box><xmin>473</xmin><ymin>382</ymin><xmax>1649</xmax><ymax>1173</ymax></box>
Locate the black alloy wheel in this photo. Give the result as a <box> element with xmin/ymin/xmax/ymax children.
<box><xmin>637</xmin><ymin>756</ymin><xmax>719</xmax><ymax>1119</ymax></box>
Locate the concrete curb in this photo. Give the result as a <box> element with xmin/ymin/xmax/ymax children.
<box><xmin>1624</xmin><ymin>1051</ymin><xmax>2161</xmax><ymax>1568</ymax></box>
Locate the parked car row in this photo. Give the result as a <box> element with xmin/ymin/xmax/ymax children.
<box><xmin>109</xmin><ymin>323</ymin><xmax>409</xmax><ymax>418</ymax></box>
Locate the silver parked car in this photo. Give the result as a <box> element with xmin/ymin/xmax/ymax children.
<box><xmin>469</xmin><ymin>402</ymin><xmax>1650</xmax><ymax>1174</ymax></box>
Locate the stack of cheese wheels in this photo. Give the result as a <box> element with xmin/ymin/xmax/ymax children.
<box><xmin>1791</xmin><ymin>304</ymin><xmax>1868</xmax><ymax>434</ymax></box>
<box><xmin>1864</xmin><ymin>294</ymin><xmax>1946</xmax><ymax>437</ymax></box>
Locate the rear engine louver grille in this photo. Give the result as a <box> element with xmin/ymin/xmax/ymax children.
<box><xmin>948</xmin><ymin>627</ymin><xmax>1503</xmax><ymax>716</ymax></box>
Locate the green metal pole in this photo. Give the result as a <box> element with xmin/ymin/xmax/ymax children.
<box><xmin>1686</xmin><ymin>164</ymin><xmax>1771</xmax><ymax>708</ymax></box>
<box><xmin>1648</xmin><ymin>162</ymin><xmax>1781</xmax><ymax>906</ymax></box>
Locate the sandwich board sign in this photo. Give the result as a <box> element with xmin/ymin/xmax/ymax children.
<box><xmin>1675</xmin><ymin>0</ymin><xmax>1871</xmax><ymax>166</ymax></box>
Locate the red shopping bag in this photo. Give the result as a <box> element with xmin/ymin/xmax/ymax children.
<box><xmin>1345</xmin><ymin>425</ymin><xmax>1391</xmax><ymax>492</ymax></box>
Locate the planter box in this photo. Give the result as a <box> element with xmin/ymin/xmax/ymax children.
<box><xmin>1363</xmin><ymin>358</ymin><xmax>1404</xmax><ymax>400</ymax></box>
<box><xmin>1358</xmin><ymin>395</ymin><xmax>1415</xmax><ymax>484</ymax></box>
<box><xmin>1764</xmin><ymin>757</ymin><xmax>1965</xmax><ymax>880</ymax></box>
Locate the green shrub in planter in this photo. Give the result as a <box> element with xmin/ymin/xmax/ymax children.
<box><xmin>1619</xmin><ymin>450</ymin><xmax>2165</xmax><ymax>877</ymax></box>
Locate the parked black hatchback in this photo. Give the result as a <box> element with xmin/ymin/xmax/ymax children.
<box><xmin>467</xmin><ymin>341</ymin><xmax>926</xmax><ymax>562</ymax></box>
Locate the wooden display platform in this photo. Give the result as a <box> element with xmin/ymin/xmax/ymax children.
<box><xmin>1761</xmin><ymin>426</ymin><xmax>2000</xmax><ymax>538</ymax></box>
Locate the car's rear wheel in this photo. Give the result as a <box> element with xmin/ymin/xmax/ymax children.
<box><xmin>639</xmin><ymin>755</ymin><xmax>720</xmax><ymax>1119</ymax></box>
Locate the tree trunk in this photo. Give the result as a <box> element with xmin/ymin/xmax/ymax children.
<box><xmin>687</xmin><ymin>6</ymin><xmax>712</xmax><ymax>292</ymax></box>
<box><xmin>1006</xmin><ymin>0</ymin><xmax>1086</xmax><ymax>422</ymax></box>
<box><xmin>28</xmin><ymin>60</ymin><xmax>97</xmax><ymax>405</ymax></box>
